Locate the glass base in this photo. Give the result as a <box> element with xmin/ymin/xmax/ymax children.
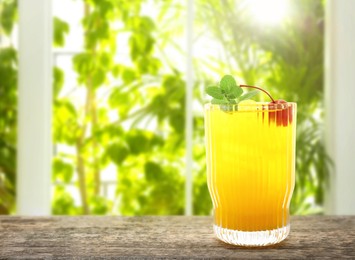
<box><xmin>213</xmin><ymin>224</ymin><xmax>290</xmax><ymax>247</ymax></box>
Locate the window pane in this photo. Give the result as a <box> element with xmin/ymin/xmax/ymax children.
<box><xmin>196</xmin><ymin>0</ymin><xmax>328</xmax><ymax>214</ymax></box>
<box><xmin>52</xmin><ymin>0</ymin><xmax>189</xmax><ymax>215</ymax></box>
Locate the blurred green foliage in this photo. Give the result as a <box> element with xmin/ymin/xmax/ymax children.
<box><xmin>0</xmin><ymin>0</ymin><xmax>330</xmax><ymax>215</ymax></box>
<box><xmin>52</xmin><ymin>0</ymin><xmax>188</xmax><ymax>215</ymax></box>
<box><xmin>0</xmin><ymin>0</ymin><xmax>17</xmax><ymax>214</ymax></box>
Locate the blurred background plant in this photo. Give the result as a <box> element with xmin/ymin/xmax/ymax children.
<box><xmin>0</xmin><ymin>0</ymin><xmax>17</xmax><ymax>214</ymax></box>
<box><xmin>0</xmin><ymin>0</ymin><xmax>330</xmax><ymax>215</ymax></box>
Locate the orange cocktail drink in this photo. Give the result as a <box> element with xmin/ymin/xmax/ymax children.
<box><xmin>205</xmin><ymin>102</ymin><xmax>296</xmax><ymax>246</ymax></box>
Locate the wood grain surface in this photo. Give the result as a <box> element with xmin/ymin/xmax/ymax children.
<box><xmin>0</xmin><ymin>216</ymin><xmax>354</xmax><ymax>259</ymax></box>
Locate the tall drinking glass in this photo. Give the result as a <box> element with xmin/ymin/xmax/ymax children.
<box><xmin>205</xmin><ymin>102</ymin><xmax>297</xmax><ymax>246</ymax></box>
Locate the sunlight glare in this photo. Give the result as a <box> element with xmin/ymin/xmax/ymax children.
<box><xmin>247</xmin><ymin>0</ymin><xmax>289</xmax><ymax>25</ymax></box>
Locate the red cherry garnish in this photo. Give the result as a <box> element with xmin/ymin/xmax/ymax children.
<box><xmin>240</xmin><ymin>85</ymin><xmax>292</xmax><ymax>127</ymax></box>
<box><xmin>273</xmin><ymin>99</ymin><xmax>287</xmax><ymax>104</ymax></box>
<box><xmin>270</xmin><ymin>100</ymin><xmax>288</xmax><ymax>126</ymax></box>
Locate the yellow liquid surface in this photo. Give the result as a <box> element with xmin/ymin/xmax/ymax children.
<box><xmin>205</xmin><ymin>103</ymin><xmax>296</xmax><ymax>231</ymax></box>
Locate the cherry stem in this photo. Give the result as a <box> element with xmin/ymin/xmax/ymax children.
<box><xmin>240</xmin><ymin>84</ymin><xmax>275</xmax><ymax>103</ymax></box>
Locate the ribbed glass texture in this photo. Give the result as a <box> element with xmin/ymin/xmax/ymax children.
<box><xmin>205</xmin><ymin>102</ymin><xmax>297</xmax><ymax>246</ymax></box>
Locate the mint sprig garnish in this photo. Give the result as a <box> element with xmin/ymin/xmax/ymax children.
<box><xmin>206</xmin><ymin>75</ymin><xmax>260</xmax><ymax>109</ymax></box>
<box><xmin>205</xmin><ymin>76</ymin><xmax>291</xmax><ymax>125</ymax></box>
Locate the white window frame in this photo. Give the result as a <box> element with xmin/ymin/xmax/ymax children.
<box><xmin>17</xmin><ymin>0</ymin><xmax>52</xmax><ymax>215</ymax></box>
<box><xmin>325</xmin><ymin>0</ymin><xmax>355</xmax><ymax>214</ymax></box>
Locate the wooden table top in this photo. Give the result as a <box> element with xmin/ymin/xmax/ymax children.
<box><xmin>0</xmin><ymin>216</ymin><xmax>354</xmax><ymax>259</ymax></box>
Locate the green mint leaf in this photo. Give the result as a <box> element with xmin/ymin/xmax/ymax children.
<box><xmin>206</xmin><ymin>86</ymin><xmax>224</xmax><ymax>100</ymax></box>
<box><xmin>220</xmin><ymin>75</ymin><xmax>237</xmax><ymax>93</ymax></box>
<box><xmin>238</xmin><ymin>90</ymin><xmax>259</xmax><ymax>102</ymax></box>
<box><xmin>206</xmin><ymin>75</ymin><xmax>261</xmax><ymax>111</ymax></box>
<box><xmin>211</xmin><ymin>98</ymin><xmax>228</xmax><ymax>104</ymax></box>
<box><xmin>228</xmin><ymin>85</ymin><xmax>243</xmax><ymax>99</ymax></box>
